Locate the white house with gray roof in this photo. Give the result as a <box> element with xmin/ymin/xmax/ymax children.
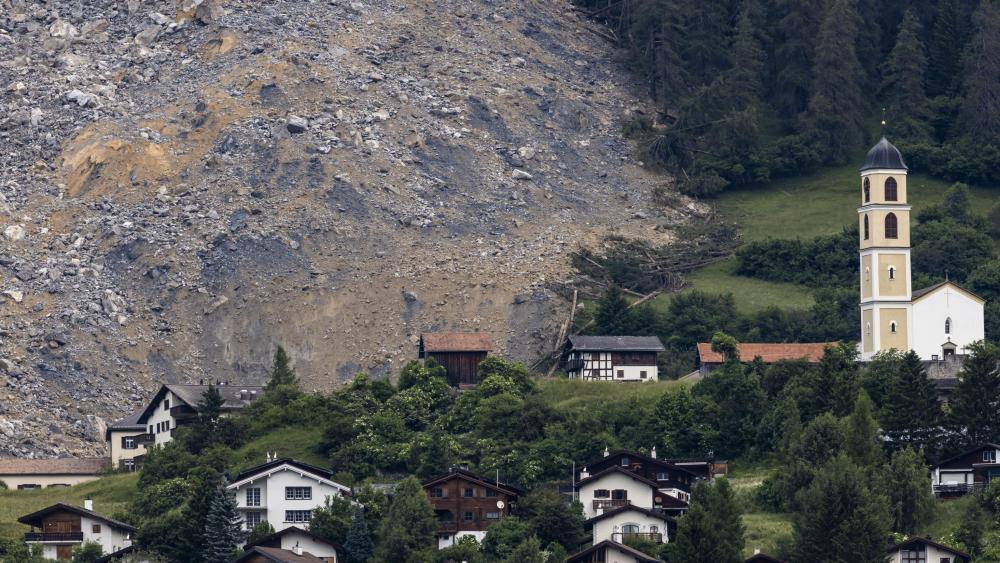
<box><xmin>135</xmin><ymin>383</ymin><xmax>263</xmax><ymax>446</ymax></box>
<box><xmin>564</xmin><ymin>336</ymin><xmax>665</xmax><ymax>382</ymax></box>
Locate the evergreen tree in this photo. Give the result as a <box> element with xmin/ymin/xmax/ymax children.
<box><xmin>309</xmin><ymin>495</ymin><xmax>353</xmax><ymax>546</ymax></box>
<box><xmin>771</xmin><ymin>0</ymin><xmax>826</xmax><ymax>115</ymax></box>
<box><xmin>200</xmin><ymin>480</ymin><xmax>246</xmax><ymax>563</ymax></box>
<box><xmin>516</xmin><ymin>489</ymin><xmax>587</xmax><ymax>552</ymax></box>
<box><xmin>880</xmin><ymin>8</ymin><xmax>931</xmax><ymax>140</ymax></box>
<box><xmin>416</xmin><ymin>426</ymin><xmax>454</xmax><ymax>478</ymax></box>
<box><xmin>344</xmin><ymin>507</ymin><xmax>374</xmax><ymax>563</ymax></box>
<box><xmin>670</xmin><ymin>479</ymin><xmax>744</xmax><ymax>563</ymax></box>
<box><xmin>805</xmin><ymin>0</ymin><xmax>867</xmax><ymax>163</ymax></box>
<box><xmin>199</xmin><ymin>385</ymin><xmax>224</xmax><ymax>423</ymax></box>
<box><xmin>880</xmin><ymin>351</ymin><xmax>941</xmax><ymax>452</ymax></box>
<box><xmin>71</xmin><ymin>542</ymin><xmax>104</xmax><ymax>563</ymax></box>
<box><xmin>266</xmin><ymin>346</ymin><xmax>299</xmax><ymax>391</ymax></box>
<box><xmin>727</xmin><ymin>0</ymin><xmax>766</xmax><ymax>110</ymax></box>
<box><xmin>374</xmin><ymin>476</ymin><xmax>436</xmax><ymax>562</ymax></box>
<box><xmin>595</xmin><ymin>285</ymin><xmax>633</xmax><ymax>335</ymax></box>
<box><xmin>926</xmin><ymin>0</ymin><xmax>967</xmax><ymax>97</ymax></box>
<box><xmin>246</xmin><ymin>521</ymin><xmax>275</xmax><ymax>544</ymax></box>
<box><xmin>882</xmin><ymin>447</ymin><xmax>935</xmax><ymax>534</ymax></box>
<box><xmin>844</xmin><ymin>391</ymin><xmax>883</xmax><ymax>467</ymax></box>
<box><xmin>502</xmin><ymin>536</ymin><xmax>545</xmax><ymax>563</ymax></box>
<box><xmin>792</xmin><ymin>455</ymin><xmax>890</xmax><ymax>563</ymax></box>
<box><xmin>954</xmin><ymin>497</ymin><xmax>989</xmax><ymax>556</ymax></box>
<box><xmin>957</xmin><ymin>1</ymin><xmax>1000</xmax><ymax>144</ymax></box>
<box><xmin>950</xmin><ymin>341</ymin><xmax>1000</xmax><ymax>447</ymax></box>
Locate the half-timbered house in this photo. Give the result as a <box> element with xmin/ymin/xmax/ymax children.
<box><xmin>564</xmin><ymin>336</ymin><xmax>665</xmax><ymax>382</ymax></box>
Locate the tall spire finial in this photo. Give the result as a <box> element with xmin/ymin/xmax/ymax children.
<box><xmin>881</xmin><ymin>107</ymin><xmax>887</xmax><ymax>133</ymax></box>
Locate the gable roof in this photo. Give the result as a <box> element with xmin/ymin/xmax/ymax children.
<box><xmin>421</xmin><ymin>467</ymin><xmax>524</xmax><ymax>496</ymax></box>
<box><xmin>697</xmin><ymin>342</ymin><xmax>835</xmax><ymax>364</ymax></box>
<box><xmin>567</xmin><ymin>539</ymin><xmax>664</xmax><ymax>563</ymax></box>
<box><xmin>745</xmin><ymin>554</ymin><xmax>786</xmax><ymax>563</ymax></box>
<box><xmin>0</xmin><ymin>457</ymin><xmax>109</xmax><ymax>476</ymax></box>
<box><xmin>912</xmin><ymin>280</ymin><xmax>985</xmax><ymax>304</ymax></box>
<box><xmin>228</xmin><ymin>459</ymin><xmax>350</xmax><ymax>493</ymax></box>
<box><xmin>105</xmin><ymin>409</ymin><xmax>146</xmax><ymax>440</ymax></box>
<box><xmin>576</xmin><ymin>465</ymin><xmax>662</xmax><ymax>489</ymax></box>
<box><xmin>420</xmin><ymin>332</ymin><xmax>493</xmax><ymax>352</ymax></box>
<box><xmin>19</xmin><ymin>503</ymin><xmax>138</xmax><ymax>532</ymax></box>
<box><xmin>245</xmin><ymin>526</ymin><xmax>341</xmax><ymax>552</ymax></box>
<box><xmin>930</xmin><ymin>444</ymin><xmax>1000</xmax><ymax>470</ymax></box>
<box><xmin>888</xmin><ymin>537</ymin><xmax>969</xmax><ymax>559</ymax></box>
<box><xmin>568</xmin><ymin>335</ymin><xmax>665</xmax><ymax>352</ymax></box>
<box><xmin>231</xmin><ymin>546</ymin><xmax>325</xmax><ymax>563</ymax></box>
<box><xmin>137</xmin><ymin>384</ymin><xmax>263</xmax><ymax>424</ymax></box>
<box><xmin>586</xmin><ymin>450</ymin><xmax>703</xmax><ymax>480</ymax></box>
<box><xmin>584</xmin><ymin>504</ymin><xmax>674</xmax><ymax>526</ymax></box>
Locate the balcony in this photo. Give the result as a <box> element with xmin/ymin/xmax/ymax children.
<box><xmin>593</xmin><ymin>499</ymin><xmax>628</xmax><ymax>511</ymax></box>
<box><xmin>933</xmin><ymin>483</ymin><xmax>984</xmax><ymax>495</ymax></box>
<box><xmin>618</xmin><ymin>532</ymin><xmax>663</xmax><ymax>543</ymax></box>
<box><xmin>135</xmin><ymin>433</ymin><xmax>155</xmax><ymax>444</ymax></box>
<box><xmin>436</xmin><ymin>521</ymin><xmax>459</xmax><ymax>533</ymax></box>
<box><xmin>565</xmin><ymin>359</ymin><xmax>586</xmax><ymax>373</ymax></box>
<box><xmin>24</xmin><ymin>532</ymin><xmax>84</xmax><ymax>542</ymax></box>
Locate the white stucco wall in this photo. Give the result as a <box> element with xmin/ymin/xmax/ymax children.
<box><xmin>437</xmin><ymin>530</ymin><xmax>486</xmax><ymax>549</ymax></box>
<box><xmin>888</xmin><ymin>543</ymin><xmax>964</xmax><ymax>563</ymax></box>
<box><xmin>230</xmin><ymin>466</ymin><xmax>349</xmax><ymax>532</ymax></box>
<box><xmin>34</xmin><ymin>515</ymin><xmax>132</xmax><ymax>558</ymax></box>
<box><xmin>579</xmin><ymin>473</ymin><xmax>653</xmax><ymax>519</ymax></box>
<box><xmin>603</xmin><ymin>546</ymin><xmax>644</xmax><ymax>563</ymax></box>
<box><xmin>276</xmin><ymin>529</ymin><xmax>339</xmax><ymax>560</ymax></box>
<box><xmin>145</xmin><ymin>391</ymin><xmax>178</xmax><ymax>446</ymax></box>
<box><xmin>109</xmin><ymin>430</ymin><xmax>147</xmax><ymax>469</ymax></box>
<box><xmin>591</xmin><ymin>510</ymin><xmax>669</xmax><ymax>544</ymax></box>
<box><xmin>0</xmin><ymin>474</ymin><xmax>100</xmax><ymax>489</ymax></box>
<box><xmin>613</xmin><ymin>365</ymin><xmax>658</xmax><ymax>382</ymax></box>
<box><xmin>912</xmin><ymin>286</ymin><xmax>984</xmax><ymax>360</ymax></box>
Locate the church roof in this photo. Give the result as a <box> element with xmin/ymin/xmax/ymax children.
<box><xmin>861</xmin><ymin>136</ymin><xmax>908</xmax><ymax>171</ymax></box>
<box><xmin>911</xmin><ymin>280</ymin><xmax>985</xmax><ymax>304</ymax></box>
<box><xmin>697</xmin><ymin>342</ymin><xmax>836</xmax><ymax>364</ymax></box>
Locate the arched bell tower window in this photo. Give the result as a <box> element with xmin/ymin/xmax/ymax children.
<box><xmin>863</xmin><ymin>215</ymin><xmax>869</xmax><ymax>240</ymax></box>
<box><xmin>863</xmin><ymin>177</ymin><xmax>871</xmax><ymax>202</ymax></box>
<box><xmin>888</xmin><ymin>266</ymin><xmax>896</xmax><ymax>280</ymax></box>
<box><xmin>890</xmin><ymin>321</ymin><xmax>898</xmax><ymax>333</ymax></box>
<box><xmin>945</xmin><ymin>317</ymin><xmax>951</xmax><ymax>334</ymax></box>
<box><xmin>885</xmin><ymin>213</ymin><xmax>898</xmax><ymax>239</ymax></box>
<box><xmin>885</xmin><ymin>177</ymin><xmax>898</xmax><ymax>201</ymax></box>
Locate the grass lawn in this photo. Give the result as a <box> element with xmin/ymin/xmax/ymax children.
<box><xmin>0</xmin><ymin>472</ymin><xmax>138</xmax><ymax>543</ymax></box>
<box><xmin>678</xmin><ymin>258</ymin><xmax>815</xmax><ymax>313</ymax></box>
<box><xmin>537</xmin><ymin>378</ymin><xmax>689</xmax><ymax>412</ymax></box>
<box><xmin>743</xmin><ymin>512</ymin><xmax>794</xmax><ymax>558</ymax></box>
<box><xmin>230</xmin><ymin>426</ymin><xmax>328</xmax><ymax>471</ymax></box>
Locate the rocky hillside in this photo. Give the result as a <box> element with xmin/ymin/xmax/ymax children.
<box><xmin>0</xmin><ymin>0</ymin><xmax>691</xmax><ymax>457</ymax></box>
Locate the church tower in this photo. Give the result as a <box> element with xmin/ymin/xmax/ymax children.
<box><xmin>859</xmin><ymin>137</ymin><xmax>912</xmax><ymax>360</ymax></box>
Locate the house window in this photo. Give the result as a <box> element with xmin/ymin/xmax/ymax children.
<box><xmin>649</xmin><ymin>525</ymin><xmax>659</xmax><ymax>534</ymax></box>
<box><xmin>885</xmin><ymin>213</ymin><xmax>898</xmax><ymax>239</ymax></box>
<box><xmin>863</xmin><ymin>215</ymin><xmax>869</xmax><ymax>240</ymax></box>
<box><xmin>900</xmin><ymin>544</ymin><xmax>926</xmax><ymax>563</ymax></box>
<box><xmin>163</xmin><ymin>399</ymin><xmax>170</xmax><ymax>410</ymax></box>
<box><xmin>486</xmin><ymin>489</ymin><xmax>498</xmax><ymax>497</ymax></box>
<box><xmin>17</xmin><ymin>484</ymin><xmax>40</xmax><ymax>490</ymax></box>
<box><xmin>285</xmin><ymin>510</ymin><xmax>312</xmax><ymax>523</ymax></box>
<box><xmin>285</xmin><ymin>487</ymin><xmax>312</xmax><ymax>500</ymax></box>
<box><xmin>889</xmin><ymin>266</ymin><xmax>896</xmax><ymax>280</ymax></box>
<box><xmin>464</xmin><ymin>487</ymin><xmax>474</xmax><ymax>498</ymax></box>
<box><xmin>657</xmin><ymin>472</ymin><xmax>670</xmax><ymax>481</ymax></box>
<box><xmin>865</xmin><ymin>322</ymin><xmax>872</xmax><ymax>335</ymax></box>
<box><xmin>890</xmin><ymin>321</ymin><xmax>898</xmax><ymax>334</ymax></box>
<box><xmin>123</xmin><ymin>437</ymin><xmax>136</xmax><ymax>450</ymax></box>
<box><xmin>611</xmin><ymin>489</ymin><xmax>628</xmax><ymax>500</ymax></box>
<box><xmin>148</xmin><ymin>425</ymin><xmax>153</xmax><ymax>434</ymax></box>
<box><xmin>123</xmin><ymin>459</ymin><xmax>135</xmax><ymax>472</ymax></box>
<box><xmin>463</xmin><ymin>511</ymin><xmax>475</xmax><ymax>522</ymax></box>
<box><xmin>622</xmin><ymin>523</ymin><xmax>640</xmax><ymax>534</ymax></box>
<box><xmin>945</xmin><ymin>317</ymin><xmax>951</xmax><ymax>334</ymax></box>
<box><xmin>620</xmin><ymin>457</ymin><xmax>630</xmax><ymax>466</ymax></box>
<box><xmin>92</xmin><ymin>524</ymin><xmax>101</xmax><ymax>534</ymax></box>
<box><xmin>885</xmin><ymin>177</ymin><xmax>898</xmax><ymax>201</ymax></box>
<box><xmin>246</xmin><ymin>488</ymin><xmax>261</xmax><ymax>507</ymax></box>
<box><xmin>640</xmin><ymin>371</ymin><xmax>648</xmax><ymax>379</ymax></box>
<box><xmin>429</xmin><ymin>487</ymin><xmax>444</xmax><ymax>498</ymax></box>
<box><xmin>863</xmin><ymin>177</ymin><xmax>870</xmax><ymax>202</ymax></box>
<box><xmin>594</xmin><ymin>489</ymin><xmax>610</xmax><ymax>498</ymax></box>
<box><xmin>245</xmin><ymin>511</ymin><xmax>262</xmax><ymax>529</ymax></box>
<box><xmin>864</xmin><ymin>267</ymin><xmax>871</xmax><ymax>282</ymax></box>
<box><xmin>983</xmin><ymin>451</ymin><xmax>997</xmax><ymax>462</ymax></box>
<box><xmin>485</xmin><ymin>511</ymin><xmax>500</xmax><ymax>519</ymax></box>
<box><xmin>617</xmin><ymin>370</ymin><xmax>625</xmax><ymax>378</ymax></box>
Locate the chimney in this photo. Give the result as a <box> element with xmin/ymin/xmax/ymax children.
<box><xmin>240</xmin><ymin>389</ymin><xmax>248</xmax><ymax>400</ymax></box>
<box><xmin>579</xmin><ymin>466</ymin><xmax>590</xmax><ymax>479</ymax></box>
<box><xmin>84</xmin><ymin>498</ymin><xmax>93</xmax><ymax>511</ymax></box>
<box><xmin>650</xmin><ymin>446</ymin><xmax>657</xmax><ymax>459</ymax></box>
<box><xmin>603</xmin><ymin>447</ymin><xmax>609</xmax><ymax>458</ymax></box>
<box><xmin>250</xmin><ymin>390</ymin><xmax>258</xmax><ymax>400</ymax></box>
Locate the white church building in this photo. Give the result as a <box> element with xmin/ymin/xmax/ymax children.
<box><xmin>858</xmin><ymin>137</ymin><xmax>985</xmax><ymax>361</ymax></box>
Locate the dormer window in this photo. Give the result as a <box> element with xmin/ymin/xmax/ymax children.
<box><xmin>885</xmin><ymin>177</ymin><xmax>898</xmax><ymax>201</ymax></box>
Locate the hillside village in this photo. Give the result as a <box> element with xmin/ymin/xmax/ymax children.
<box><xmin>4</xmin><ymin>0</ymin><xmax>1000</xmax><ymax>561</ymax></box>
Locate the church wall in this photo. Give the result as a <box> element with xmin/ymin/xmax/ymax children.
<box><xmin>912</xmin><ymin>286</ymin><xmax>985</xmax><ymax>359</ymax></box>
<box><xmin>862</xmin><ymin>308</ymin><xmax>874</xmax><ymax>353</ymax></box>
<box><xmin>860</xmin><ymin>255</ymin><xmax>872</xmax><ymax>299</ymax></box>
<box><xmin>879</xmin><ymin>308</ymin><xmax>909</xmax><ymax>351</ymax></box>
<box><xmin>862</xmin><ymin>209</ymin><xmax>911</xmax><ymax>248</ymax></box>
<box><xmin>877</xmin><ymin>254</ymin><xmax>909</xmax><ymax>297</ymax></box>
<box><xmin>861</xmin><ymin>172</ymin><xmax>908</xmax><ymax>205</ymax></box>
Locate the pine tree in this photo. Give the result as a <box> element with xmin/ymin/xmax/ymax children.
<box><xmin>595</xmin><ymin>285</ymin><xmax>633</xmax><ymax>335</ymax></box>
<box><xmin>926</xmin><ymin>0</ymin><xmax>967</xmax><ymax>97</ymax></box>
<box><xmin>771</xmin><ymin>0</ymin><xmax>826</xmax><ymax>115</ymax></box>
<box><xmin>805</xmin><ymin>0</ymin><xmax>867</xmax><ymax>163</ymax></box>
<box><xmin>246</xmin><ymin>521</ymin><xmax>275</xmax><ymax>544</ymax></box>
<box><xmin>266</xmin><ymin>346</ymin><xmax>299</xmax><ymax>391</ymax></box>
<box><xmin>844</xmin><ymin>391</ymin><xmax>883</xmax><ymax>467</ymax></box>
<box><xmin>954</xmin><ymin>498</ymin><xmax>989</xmax><ymax>556</ymax></box>
<box><xmin>344</xmin><ymin>507</ymin><xmax>374</xmax><ymax>563</ymax></box>
<box><xmin>198</xmin><ymin>384</ymin><xmax>224</xmax><ymax>423</ymax></box>
<box><xmin>950</xmin><ymin>341</ymin><xmax>1000</xmax><ymax>447</ymax></box>
<box><xmin>416</xmin><ymin>426</ymin><xmax>453</xmax><ymax>478</ymax></box>
<box><xmin>670</xmin><ymin>479</ymin><xmax>744</xmax><ymax>563</ymax></box>
<box><xmin>727</xmin><ymin>0</ymin><xmax>766</xmax><ymax>110</ymax></box>
<box><xmin>880</xmin><ymin>8</ymin><xmax>931</xmax><ymax>140</ymax></box>
<box><xmin>792</xmin><ymin>455</ymin><xmax>890</xmax><ymax>563</ymax></box>
<box><xmin>502</xmin><ymin>536</ymin><xmax>545</xmax><ymax>563</ymax></box>
<box><xmin>882</xmin><ymin>447</ymin><xmax>935</xmax><ymax>534</ymax></box>
<box><xmin>880</xmin><ymin>350</ymin><xmax>941</xmax><ymax>452</ymax></box>
<box><xmin>374</xmin><ymin>476</ymin><xmax>437</xmax><ymax>562</ymax></box>
<box><xmin>957</xmin><ymin>1</ymin><xmax>1000</xmax><ymax>144</ymax></box>
<box><xmin>200</xmin><ymin>480</ymin><xmax>246</xmax><ymax>563</ymax></box>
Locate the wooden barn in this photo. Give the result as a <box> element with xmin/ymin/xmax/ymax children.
<box><xmin>418</xmin><ymin>332</ymin><xmax>492</xmax><ymax>387</ymax></box>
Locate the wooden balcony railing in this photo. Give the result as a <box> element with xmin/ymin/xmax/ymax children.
<box><xmin>24</xmin><ymin>531</ymin><xmax>84</xmax><ymax>542</ymax></box>
<box><xmin>565</xmin><ymin>359</ymin><xmax>586</xmax><ymax>373</ymax></box>
<box><xmin>436</xmin><ymin>521</ymin><xmax>459</xmax><ymax>533</ymax></box>
<box><xmin>593</xmin><ymin>499</ymin><xmax>628</xmax><ymax>511</ymax></box>
<box><xmin>933</xmin><ymin>483</ymin><xmax>984</xmax><ymax>495</ymax></box>
<box><xmin>618</xmin><ymin>532</ymin><xmax>663</xmax><ymax>543</ymax></box>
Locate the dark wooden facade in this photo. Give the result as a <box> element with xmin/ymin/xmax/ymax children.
<box><xmin>932</xmin><ymin>444</ymin><xmax>1000</xmax><ymax>496</ymax></box>
<box><xmin>426</xmin><ymin>351</ymin><xmax>488</xmax><ymax>387</ymax></box>
<box><xmin>582</xmin><ymin>451</ymin><xmax>698</xmax><ymax>493</ymax></box>
<box><xmin>422</xmin><ymin>469</ymin><xmax>520</xmax><ymax>536</ymax></box>
<box><xmin>419</xmin><ymin>333</ymin><xmax>492</xmax><ymax>387</ymax></box>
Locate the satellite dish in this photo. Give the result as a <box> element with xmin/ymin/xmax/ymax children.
<box><xmin>496</xmin><ymin>500</ymin><xmax>505</xmax><ymax>509</ymax></box>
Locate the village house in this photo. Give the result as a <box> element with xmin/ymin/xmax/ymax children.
<box><xmin>135</xmin><ymin>383</ymin><xmax>263</xmax><ymax>447</ymax></box>
<box><xmin>566</xmin><ymin>539</ymin><xmax>664</xmax><ymax>563</ymax></box>
<box><xmin>576</xmin><ymin>448</ymin><xmax>702</xmax><ymax>517</ymax></box>
<box><xmin>418</xmin><ymin>332</ymin><xmax>493</xmax><ymax>387</ymax></box>
<box><xmin>227</xmin><ymin>457</ymin><xmax>351</xmax><ymax>533</ymax></box>
<box><xmin>585</xmin><ymin>505</ymin><xmax>672</xmax><ymax>545</ymax></box>
<box><xmin>231</xmin><ymin>546</ymin><xmax>328</xmax><ymax>563</ymax></box>
<box><xmin>0</xmin><ymin>457</ymin><xmax>109</xmax><ymax>490</ymax></box>
<box><xmin>930</xmin><ymin>444</ymin><xmax>1000</xmax><ymax>497</ymax></box>
<box><xmin>564</xmin><ymin>335</ymin><xmax>665</xmax><ymax>382</ymax></box>
<box><xmin>239</xmin><ymin>526</ymin><xmax>339</xmax><ymax>563</ymax></box>
<box><xmin>106</xmin><ymin>410</ymin><xmax>150</xmax><ymax>472</ymax></box>
<box><xmin>696</xmin><ymin>342</ymin><xmax>835</xmax><ymax>375</ymax></box>
<box><xmin>886</xmin><ymin>537</ymin><xmax>970</xmax><ymax>563</ymax></box>
<box><xmin>421</xmin><ymin>467</ymin><xmax>522</xmax><ymax>549</ymax></box>
<box><xmin>18</xmin><ymin>500</ymin><xmax>136</xmax><ymax>561</ymax></box>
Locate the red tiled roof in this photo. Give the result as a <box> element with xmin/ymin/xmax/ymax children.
<box><xmin>0</xmin><ymin>457</ymin><xmax>109</xmax><ymax>475</ymax></box>
<box><xmin>696</xmin><ymin>342</ymin><xmax>836</xmax><ymax>364</ymax></box>
<box><xmin>421</xmin><ymin>332</ymin><xmax>492</xmax><ymax>352</ymax></box>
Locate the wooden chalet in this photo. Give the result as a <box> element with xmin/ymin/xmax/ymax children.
<box><xmin>579</xmin><ymin>449</ymin><xmax>702</xmax><ymax>497</ymax></box>
<box><xmin>887</xmin><ymin>537</ymin><xmax>970</xmax><ymax>563</ymax></box>
<box><xmin>421</xmin><ymin>467</ymin><xmax>522</xmax><ymax>548</ymax></box>
<box><xmin>418</xmin><ymin>332</ymin><xmax>492</xmax><ymax>387</ymax></box>
<box><xmin>930</xmin><ymin>443</ymin><xmax>1000</xmax><ymax>497</ymax></box>
<box><xmin>696</xmin><ymin>342</ymin><xmax>835</xmax><ymax>375</ymax></box>
<box><xmin>566</xmin><ymin>539</ymin><xmax>664</xmax><ymax>563</ymax></box>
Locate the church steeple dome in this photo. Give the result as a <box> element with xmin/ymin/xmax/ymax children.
<box><xmin>861</xmin><ymin>136</ymin><xmax>908</xmax><ymax>171</ymax></box>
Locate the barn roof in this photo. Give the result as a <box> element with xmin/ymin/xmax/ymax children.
<box><xmin>421</xmin><ymin>332</ymin><xmax>493</xmax><ymax>352</ymax></box>
<box><xmin>0</xmin><ymin>457</ymin><xmax>109</xmax><ymax>476</ymax></box>
<box><xmin>567</xmin><ymin>335</ymin><xmax>665</xmax><ymax>352</ymax></box>
<box><xmin>697</xmin><ymin>342</ymin><xmax>835</xmax><ymax>364</ymax></box>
